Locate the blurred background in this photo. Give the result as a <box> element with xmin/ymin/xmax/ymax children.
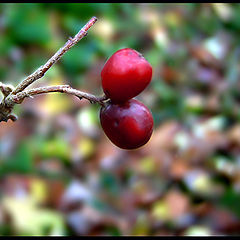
<box><xmin>1</xmin><ymin>3</ymin><xmax>240</xmax><ymax>236</ymax></box>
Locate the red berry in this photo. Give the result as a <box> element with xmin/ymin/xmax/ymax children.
<box><xmin>101</xmin><ymin>48</ymin><xmax>152</xmax><ymax>103</ymax></box>
<box><xmin>100</xmin><ymin>99</ymin><xmax>153</xmax><ymax>149</ymax></box>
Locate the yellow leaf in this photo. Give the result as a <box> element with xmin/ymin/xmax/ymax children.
<box><xmin>78</xmin><ymin>138</ymin><xmax>95</xmax><ymax>159</ymax></box>
<box><xmin>139</xmin><ymin>157</ymin><xmax>155</xmax><ymax>175</ymax></box>
<box><xmin>40</xmin><ymin>77</ymin><xmax>72</xmax><ymax>116</ymax></box>
<box><xmin>132</xmin><ymin>214</ymin><xmax>150</xmax><ymax>236</ymax></box>
<box><xmin>30</xmin><ymin>178</ymin><xmax>48</xmax><ymax>204</ymax></box>
<box><xmin>152</xmin><ymin>200</ymin><xmax>170</xmax><ymax>221</ymax></box>
<box><xmin>2</xmin><ymin>196</ymin><xmax>65</xmax><ymax>236</ymax></box>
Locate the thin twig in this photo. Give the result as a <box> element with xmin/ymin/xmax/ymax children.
<box><xmin>9</xmin><ymin>85</ymin><xmax>108</xmax><ymax>106</ymax></box>
<box><xmin>0</xmin><ymin>16</ymin><xmax>108</xmax><ymax>123</ymax></box>
<box><xmin>10</xmin><ymin>16</ymin><xmax>97</xmax><ymax>95</ymax></box>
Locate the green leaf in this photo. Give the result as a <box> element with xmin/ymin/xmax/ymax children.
<box><xmin>219</xmin><ymin>188</ymin><xmax>240</xmax><ymax>218</ymax></box>
<box><xmin>0</xmin><ymin>141</ymin><xmax>34</xmax><ymax>175</ymax></box>
<box><xmin>5</xmin><ymin>3</ymin><xmax>51</xmax><ymax>46</ymax></box>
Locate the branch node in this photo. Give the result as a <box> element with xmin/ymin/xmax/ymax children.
<box><xmin>0</xmin><ymin>16</ymin><xmax>99</xmax><ymax>122</ymax></box>
<box><xmin>0</xmin><ymin>82</ymin><xmax>14</xmax><ymax>97</ymax></box>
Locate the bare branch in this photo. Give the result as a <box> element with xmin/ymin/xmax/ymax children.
<box><xmin>0</xmin><ymin>16</ymin><xmax>107</xmax><ymax>123</ymax></box>
<box><xmin>7</xmin><ymin>85</ymin><xmax>108</xmax><ymax>106</ymax></box>
<box><xmin>10</xmin><ymin>16</ymin><xmax>97</xmax><ymax>95</ymax></box>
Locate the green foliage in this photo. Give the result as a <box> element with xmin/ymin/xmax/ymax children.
<box><xmin>5</xmin><ymin>4</ymin><xmax>51</xmax><ymax>46</ymax></box>
<box><xmin>0</xmin><ymin>141</ymin><xmax>34</xmax><ymax>175</ymax></box>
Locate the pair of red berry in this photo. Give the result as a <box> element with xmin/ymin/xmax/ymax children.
<box><xmin>100</xmin><ymin>48</ymin><xmax>154</xmax><ymax>149</ymax></box>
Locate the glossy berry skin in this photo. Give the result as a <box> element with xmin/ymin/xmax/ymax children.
<box><xmin>100</xmin><ymin>99</ymin><xmax>153</xmax><ymax>149</ymax></box>
<box><xmin>101</xmin><ymin>48</ymin><xmax>152</xmax><ymax>103</ymax></box>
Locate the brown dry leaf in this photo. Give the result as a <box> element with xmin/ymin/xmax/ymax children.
<box><xmin>2</xmin><ymin>175</ymin><xmax>31</xmax><ymax>197</ymax></box>
<box><xmin>192</xmin><ymin>202</ymin><xmax>213</xmax><ymax>218</ymax></box>
<box><xmin>164</xmin><ymin>190</ymin><xmax>190</xmax><ymax>220</ymax></box>
<box><xmin>151</xmin><ymin>190</ymin><xmax>190</xmax><ymax>222</ymax></box>
<box><xmin>227</xmin><ymin>124</ymin><xmax>240</xmax><ymax>147</ymax></box>
<box><xmin>189</xmin><ymin>45</ymin><xmax>221</xmax><ymax>70</ymax></box>
<box><xmin>169</xmin><ymin>158</ymin><xmax>190</xmax><ymax>180</ymax></box>
<box><xmin>175</xmin><ymin>117</ymin><xmax>228</xmax><ymax>163</ymax></box>
<box><xmin>66</xmin><ymin>204</ymin><xmax>123</xmax><ymax>236</ymax></box>
<box><xmin>207</xmin><ymin>131</ymin><xmax>227</xmax><ymax>147</ymax></box>
<box><xmin>175</xmin><ymin>134</ymin><xmax>211</xmax><ymax>164</ymax></box>
<box><xmin>145</xmin><ymin>121</ymin><xmax>180</xmax><ymax>154</ymax></box>
<box><xmin>0</xmin><ymin>120</ymin><xmax>16</xmax><ymax>137</ymax></box>
<box><xmin>95</xmin><ymin>135</ymin><xmax>124</xmax><ymax>172</ymax></box>
<box><xmin>135</xmin><ymin>189</ymin><xmax>160</xmax><ymax>207</ymax></box>
<box><xmin>1</xmin><ymin>175</ymin><xmax>66</xmax><ymax>209</ymax></box>
<box><xmin>46</xmin><ymin>180</ymin><xmax>65</xmax><ymax>208</ymax></box>
<box><xmin>207</xmin><ymin>207</ymin><xmax>240</xmax><ymax>233</ymax></box>
<box><xmin>160</xmin><ymin>64</ymin><xmax>179</xmax><ymax>84</ymax></box>
<box><xmin>205</xmin><ymin>94</ymin><xmax>220</xmax><ymax>112</ymax></box>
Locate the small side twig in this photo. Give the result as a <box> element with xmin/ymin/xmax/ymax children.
<box><xmin>0</xmin><ymin>16</ymin><xmax>108</xmax><ymax>123</ymax></box>
<box><xmin>8</xmin><ymin>85</ymin><xmax>108</xmax><ymax>106</ymax></box>
<box><xmin>11</xmin><ymin>16</ymin><xmax>97</xmax><ymax>95</ymax></box>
